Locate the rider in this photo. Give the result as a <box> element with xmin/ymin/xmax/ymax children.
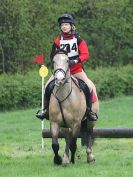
<box><xmin>36</xmin><ymin>13</ymin><xmax>99</xmax><ymax>121</ymax></box>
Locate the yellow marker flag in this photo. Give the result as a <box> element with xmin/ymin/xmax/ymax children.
<box><xmin>39</xmin><ymin>65</ymin><xmax>49</xmax><ymax>77</ymax></box>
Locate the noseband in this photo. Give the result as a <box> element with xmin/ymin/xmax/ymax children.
<box><xmin>54</xmin><ymin>67</ymin><xmax>69</xmax><ymax>86</ymax></box>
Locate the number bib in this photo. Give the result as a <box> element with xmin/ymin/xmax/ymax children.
<box><xmin>60</xmin><ymin>37</ymin><xmax>79</xmax><ymax>58</ymax></box>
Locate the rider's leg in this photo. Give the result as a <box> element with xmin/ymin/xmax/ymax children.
<box><xmin>36</xmin><ymin>75</ymin><xmax>54</xmax><ymax>120</ymax></box>
<box><xmin>74</xmin><ymin>70</ymin><xmax>99</xmax><ymax>120</ymax></box>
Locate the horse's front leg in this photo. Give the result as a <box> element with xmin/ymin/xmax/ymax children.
<box><xmin>69</xmin><ymin>137</ymin><xmax>77</xmax><ymax>164</ymax></box>
<box><xmin>62</xmin><ymin>128</ymin><xmax>72</xmax><ymax>165</ymax></box>
<box><xmin>51</xmin><ymin>122</ymin><xmax>62</xmax><ymax>165</ymax></box>
<box><xmin>69</xmin><ymin>124</ymin><xmax>80</xmax><ymax>164</ymax></box>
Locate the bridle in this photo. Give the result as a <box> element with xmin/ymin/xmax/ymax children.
<box><xmin>53</xmin><ymin>59</ymin><xmax>72</xmax><ymax>103</ymax></box>
<box><xmin>54</xmin><ymin>68</ymin><xmax>68</xmax><ymax>87</ymax></box>
<box><xmin>52</xmin><ymin>50</ymin><xmax>70</xmax><ymax>87</ymax></box>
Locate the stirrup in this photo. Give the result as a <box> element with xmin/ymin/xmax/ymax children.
<box><xmin>87</xmin><ymin>111</ymin><xmax>98</xmax><ymax>121</ymax></box>
<box><xmin>36</xmin><ymin>109</ymin><xmax>49</xmax><ymax>120</ymax></box>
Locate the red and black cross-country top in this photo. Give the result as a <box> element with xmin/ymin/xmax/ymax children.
<box><xmin>50</xmin><ymin>33</ymin><xmax>89</xmax><ymax>74</ymax></box>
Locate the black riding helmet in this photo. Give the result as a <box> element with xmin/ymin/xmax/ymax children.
<box><xmin>58</xmin><ymin>14</ymin><xmax>74</xmax><ymax>26</ymax></box>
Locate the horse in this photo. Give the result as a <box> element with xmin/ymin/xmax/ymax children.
<box><xmin>49</xmin><ymin>49</ymin><xmax>97</xmax><ymax>165</ymax></box>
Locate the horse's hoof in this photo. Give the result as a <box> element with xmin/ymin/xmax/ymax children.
<box><xmin>62</xmin><ymin>161</ymin><xmax>70</xmax><ymax>166</ymax></box>
<box><xmin>70</xmin><ymin>159</ymin><xmax>75</xmax><ymax>164</ymax></box>
<box><xmin>62</xmin><ymin>154</ymin><xmax>70</xmax><ymax>165</ymax></box>
<box><xmin>87</xmin><ymin>154</ymin><xmax>95</xmax><ymax>163</ymax></box>
<box><xmin>87</xmin><ymin>157</ymin><xmax>95</xmax><ymax>163</ymax></box>
<box><xmin>86</xmin><ymin>148</ymin><xmax>95</xmax><ymax>163</ymax></box>
<box><xmin>54</xmin><ymin>155</ymin><xmax>62</xmax><ymax>165</ymax></box>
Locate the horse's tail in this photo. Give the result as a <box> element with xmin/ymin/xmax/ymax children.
<box><xmin>80</xmin><ymin>119</ymin><xmax>95</xmax><ymax>146</ymax></box>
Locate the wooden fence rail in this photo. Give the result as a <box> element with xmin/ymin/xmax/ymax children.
<box><xmin>42</xmin><ymin>128</ymin><xmax>133</xmax><ymax>138</ymax></box>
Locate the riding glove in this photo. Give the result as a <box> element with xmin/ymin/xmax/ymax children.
<box><xmin>68</xmin><ymin>58</ymin><xmax>80</xmax><ymax>67</ymax></box>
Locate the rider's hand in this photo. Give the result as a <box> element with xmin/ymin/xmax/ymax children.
<box><xmin>68</xmin><ymin>58</ymin><xmax>80</xmax><ymax>67</ymax></box>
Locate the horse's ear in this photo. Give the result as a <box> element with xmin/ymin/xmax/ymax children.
<box><xmin>54</xmin><ymin>49</ymin><xmax>68</xmax><ymax>56</ymax></box>
<box><xmin>62</xmin><ymin>48</ymin><xmax>68</xmax><ymax>55</ymax></box>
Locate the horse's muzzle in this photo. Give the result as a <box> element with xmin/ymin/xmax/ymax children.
<box><xmin>54</xmin><ymin>69</ymin><xmax>66</xmax><ymax>86</ymax></box>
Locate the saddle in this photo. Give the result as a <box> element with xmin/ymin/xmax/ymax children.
<box><xmin>45</xmin><ymin>78</ymin><xmax>92</xmax><ymax>113</ymax></box>
<box><xmin>36</xmin><ymin>77</ymin><xmax>98</xmax><ymax>122</ymax></box>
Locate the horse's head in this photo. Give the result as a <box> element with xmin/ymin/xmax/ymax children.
<box><xmin>53</xmin><ymin>49</ymin><xmax>69</xmax><ymax>86</ymax></box>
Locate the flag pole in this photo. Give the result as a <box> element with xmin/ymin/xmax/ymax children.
<box><xmin>33</xmin><ymin>53</ymin><xmax>48</xmax><ymax>149</ymax></box>
<box><xmin>41</xmin><ymin>65</ymin><xmax>45</xmax><ymax>149</ymax></box>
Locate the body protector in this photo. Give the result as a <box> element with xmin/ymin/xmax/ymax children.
<box><xmin>60</xmin><ymin>36</ymin><xmax>79</xmax><ymax>58</ymax></box>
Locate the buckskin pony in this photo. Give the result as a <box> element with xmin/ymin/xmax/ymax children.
<box><xmin>49</xmin><ymin>49</ymin><xmax>98</xmax><ymax>165</ymax></box>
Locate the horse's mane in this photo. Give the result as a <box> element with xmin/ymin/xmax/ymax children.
<box><xmin>53</xmin><ymin>49</ymin><xmax>68</xmax><ymax>58</ymax></box>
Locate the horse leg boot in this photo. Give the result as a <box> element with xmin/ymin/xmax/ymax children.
<box><xmin>51</xmin><ymin>123</ymin><xmax>62</xmax><ymax>165</ymax></box>
<box><xmin>69</xmin><ymin>126</ymin><xmax>79</xmax><ymax>164</ymax></box>
<box><xmin>36</xmin><ymin>80</ymin><xmax>55</xmax><ymax>120</ymax></box>
<box><xmin>52</xmin><ymin>143</ymin><xmax>62</xmax><ymax>165</ymax></box>
<box><xmin>69</xmin><ymin>137</ymin><xmax>77</xmax><ymax>164</ymax></box>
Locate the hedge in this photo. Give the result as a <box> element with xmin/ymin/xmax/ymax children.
<box><xmin>87</xmin><ymin>64</ymin><xmax>133</xmax><ymax>99</ymax></box>
<box><xmin>0</xmin><ymin>65</ymin><xmax>132</xmax><ymax>111</ymax></box>
<box><xmin>1</xmin><ymin>0</ymin><xmax>132</xmax><ymax>74</ymax></box>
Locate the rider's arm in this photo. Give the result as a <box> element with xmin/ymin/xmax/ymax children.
<box><xmin>77</xmin><ymin>35</ymin><xmax>89</xmax><ymax>63</ymax></box>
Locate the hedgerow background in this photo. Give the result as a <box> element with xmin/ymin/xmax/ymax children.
<box><xmin>0</xmin><ymin>65</ymin><xmax>132</xmax><ymax>111</ymax></box>
<box><xmin>1</xmin><ymin>0</ymin><xmax>132</xmax><ymax>73</ymax></box>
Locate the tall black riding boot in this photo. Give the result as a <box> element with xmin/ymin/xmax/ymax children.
<box><xmin>35</xmin><ymin>79</ymin><xmax>55</xmax><ymax>121</ymax></box>
<box><xmin>78</xmin><ymin>78</ymin><xmax>98</xmax><ymax>121</ymax></box>
<box><xmin>87</xmin><ymin>90</ymin><xmax>98</xmax><ymax>121</ymax></box>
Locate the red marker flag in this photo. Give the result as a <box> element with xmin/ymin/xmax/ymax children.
<box><xmin>33</xmin><ymin>53</ymin><xmax>44</xmax><ymax>65</ymax></box>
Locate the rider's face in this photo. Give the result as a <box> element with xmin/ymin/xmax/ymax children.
<box><xmin>61</xmin><ymin>23</ymin><xmax>71</xmax><ymax>33</ymax></box>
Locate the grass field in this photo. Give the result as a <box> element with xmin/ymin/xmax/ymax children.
<box><xmin>0</xmin><ymin>96</ymin><xmax>133</xmax><ymax>177</ymax></box>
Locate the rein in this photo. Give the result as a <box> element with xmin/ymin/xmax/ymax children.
<box><xmin>53</xmin><ymin>78</ymin><xmax>72</xmax><ymax>103</ymax></box>
<box><xmin>58</xmin><ymin>101</ymin><xmax>67</xmax><ymax>127</ymax></box>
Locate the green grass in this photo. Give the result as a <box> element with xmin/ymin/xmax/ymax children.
<box><xmin>97</xmin><ymin>96</ymin><xmax>133</xmax><ymax>127</ymax></box>
<box><xmin>0</xmin><ymin>96</ymin><xmax>133</xmax><ymax>177</ymax></box>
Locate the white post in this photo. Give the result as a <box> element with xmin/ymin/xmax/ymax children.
<box><xmin>41</xmin><ymin>65</ymin><xmax>45</xmax><ymax>149</ymax></box>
